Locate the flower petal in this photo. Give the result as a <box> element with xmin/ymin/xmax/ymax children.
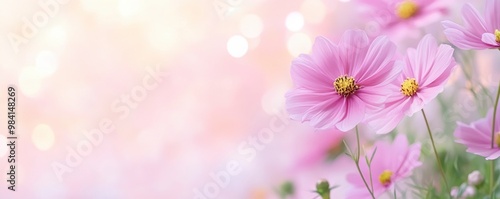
<box><xmin>413</xmin><ymin>34</ymin><xmax>438</xmax><ymax>81</ymax></box>
<box><xmin>420</xmin><ymin>43</ymin><xmax>456</xmax><ymax>87</ymax></box>
<box><xmin>465</xmin><ymin>120</ymin><xmax>491</xmax><ymax>142</ymax></box>
<box><xmin>485</xmin><ymin>0</ymin><xmax>500</xmax><ymax>32</ymax></box>
<box><xmin>481</xmin><ymin>33</ymin><xmax>500</xmax><ymax>46</ymax></box>
<box><xmin>311</xmin><ymin>36</ymin><xmax>344</xmax><ymax>78</ymax></box>
<box><xmin>357</xmin><ymin>36</ymin><xmax>400</xmax><ymax>86</ymax></box>
<box><xmin>395</xmin><ymin>142</ymin><xmax>422</xmax><ymax>178</ymax></box>
<box><xmin>305</xmin><ymin>96</ymin><xmax>346</xmax><ymax>129</ymax></box>
<box><xmin>290</xmin><ymin>54</ymin><xmax>333</xmax><ymax>91</ymax></box>
<box><xmin>403</xmin><ymin>48</ymin><xmax>417</xmax><ymax>78</ymax></box>
<box><xmin>335</xmin><ymin>96</ymin><xmax>365</xmax><ymax>131</ymax></box>
<box><xmin>416</xmin><ymin>86</ymin><xmax>443</xmax><ymax>104</ymax></box>
<box><xmin>338</xmin><ymin>29</ymin><xmax>370</xmax><ymax>76</ymax></box>
<box><xmin>285</xmin><ymin>88</ymin><xmax>335</xmax><ymax>121</ymax></box>
<box><xmin>462</xmin><ymin>3</ymin><xmax>489</xmax><ymax>35</ymax></box>
<box><xmin>486</xmin><ymin>151</ymin><xmax>500</xmax><ymax>160</ymax></box>
<box><xmin>442</xmin><ymin>21</ymin><xmax>493</xmax><ymax>50</ymax></box>
<box><xmin>346</xmin><ymin>188</ymin><xmax>374</xmax><ymax>199</ymax></box>
<box><xmin>367</xmin><ymin>96</ymin><xmax>408</xmax><ymax>134</ymax></box>
<box><xmin>358</xmin><ymin>35</ymin><xmax>396</xmax><ymax>75</ymax></box>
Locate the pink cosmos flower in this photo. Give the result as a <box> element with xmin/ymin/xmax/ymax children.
<box><xmin>357</xmin><ymin>0</ymin><xmax>448</xmax><ymax>32</ymax></box>
<box><xmin>346</xmin><ymin>134</ymin><xmax>422</xmax><ymax>198</ymax></box>
<box><xmin>285</xmin><ymin>30</ymin><xmax>401</xmax><ymax>132</ymax></box>
<box><xmin>454</xmin><ymin>106</ymin><xmax>500</xmax><ymax>160</ymax></box>
<box><xmin>442</xmin><ymin>0</ymin><xmax>500</xmax><ymax>50</ymax></box>
<box><xmin>367</xmin><ymin>34</ymin><xmax>456</xmax><ymax>134</ymax></box>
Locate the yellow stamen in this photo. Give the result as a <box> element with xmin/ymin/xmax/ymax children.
<box><xmin>379</xmin><ymin>170</ymin><xmax>393</xmax><ymax>186</ymax></box>
<box><xmin>401</xmin><ymin>78</ymin><xmax>419</xmax><ymax>97</ymax></box>
<box><xmin>396</xmin><ymin>1</ymin><xmax>419</xmax><ymax>19</ymax></box>
<box><xmin>495</xmin><ymin>133</ymin><xmax>500</xmax><ymax>148</ymax></box>
<box><xmin>495</xmin><ymin>29</ymin><xmax>500</xmax><ymax>43</ymax></box>
<box><xmin>334</xmin><ymin>75</ymin><xmax>359</xmax><ymax>97</ymax></box>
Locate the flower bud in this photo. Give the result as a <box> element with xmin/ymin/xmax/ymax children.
<box><xmin>467</xmin><ymin>170</ymin><xmax>483</xmax><ymax>186</ymax></box>
<box><xmin>451</xmin><ymin>184</ymin><xmax>476</xmax><ymax>199</ymax></box>
<box><xmin>278</xmin><ymin>181</ymin><xmax>294</xmax><ymax>198</ymax></box>
<box><xmin>450</xmin><ymin>186</ymin><xmax>459</xmax><ymax>198</ymax></box>
<box><xmin>462</xmin><ymin>186</ymin><xmax>476</xmax><ymax>198</ymax></box>
<box><xmin>316</xmin><ymin>179</ymin><xmax>331</xmax><ymax>199</ymax></box>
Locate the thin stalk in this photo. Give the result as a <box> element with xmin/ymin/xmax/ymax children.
<box><xmin>489</xmin><ymin>81</ymin><xmax>500</xmax><ymax>199</ymax></box>
<box><xmin>421</xmin><ymin>109</ymin><xmax>449</xmax><ymax>191</ymax></box>
<box><xmin>369</xmin><ymin>165</ymin><xmax>374</xmax><ymax>194</ymax></box>
<box><xmin>354</xmin><ymin>127</ymin><xmax>376</xmax><ymax>199</ymax></box>
<box><xmin>491</xmin><ymin>161</ymin><xmax>495</xmax><ymax>199</ymax></box>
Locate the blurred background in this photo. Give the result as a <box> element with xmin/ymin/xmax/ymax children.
<box><xmin>0</xmin><ymin>0</ymin><xmax>498</xmax><ymax>198</ymax></box>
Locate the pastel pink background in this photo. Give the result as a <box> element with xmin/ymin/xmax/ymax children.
<box><xmin>0</xmin><ymin>0</ymin><xmax>497</xmax><ymax>198</ymax></box>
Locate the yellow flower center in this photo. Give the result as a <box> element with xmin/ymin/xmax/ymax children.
<box><xmin>495</xmin><ymin>29</ymin><xmax>500</xmax><ymax>43</ymax></box>
<box><xmin>401</xmin><ymin>78</ymin><xmax>419</xmax><ymax>97</ymax></box>
<box><xmin>495</xmin><ymin>132</ymin><xmax>500</xmax><ymax>147</ymax></box>
<box><xmin>396</xmin><ymin>1</ymin><xmax>419</xmax><ymax>19</ymax></box>
<box><xmin>379</xmin><ymin>170</ymin><xmax>393</xmax><ymax>186</ymax></box>
<box><xmin>334</xmin><ymin>75</ymin><xmax>359</xmax><ymax>97</ymax></box>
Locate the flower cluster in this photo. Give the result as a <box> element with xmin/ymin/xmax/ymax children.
<box><xmin>283</xmin><ymin>0</ymin><xmax>500</xmax><ymax>198</ymax></box>
<box><xmin>285</xmin><ymin>32</ymin><xmax>456</xmax><ymax>133</ymax></box>
<box><xmin>449</xmin><ymin>171</ymin><xmax>484</xmax><ymax>199</ymax></box>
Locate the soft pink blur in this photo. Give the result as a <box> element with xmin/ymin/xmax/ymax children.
<box><xmin>0</xmin><ymin>0</ymin><xmax>495</xmax><ymax>198</ymax></box>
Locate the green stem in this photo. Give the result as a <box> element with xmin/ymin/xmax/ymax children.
<box><xmin>354</xmin><ymin>127</ymin><xmax>376</xmax><ymax>199</ymax></box>
<box><xmin>320</xmin><ymin>193</ymin><xmax>330</xmax><ymax>199</ymax></box>
<box><xmin>369</xmin><ymin>164</ymin><xmax>374</xmax><ymax>194</ymax></box>
<box><xmin>490</xmin><ymin>81</ymin><xmax>500</xmax><ymax>147</ymax></box>
<box><xmin>491</xmin><ymin>161</ymin><xmax>496</xmax><ymax>199</ymax></box>
<box><xmin>421</xmin><ymin>109</ymin><xmax>449</xmax><ymax>192</ymax></box>
<box><xmin>489</xmin><ymin>81</ymin><xmax>500</xmax><ymax>199</ymax></box>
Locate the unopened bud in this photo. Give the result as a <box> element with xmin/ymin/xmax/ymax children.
<box><xmin>278</xmin><ymin>181</ymin><xmax>294</xmax><ymax>198</ymax></box>
<box><xmin>467</xmin><ymin>170</ymin><xmax>483</xmax><ymax>186</ymax></box>
<box><xmin>316</xmin><ymin>179</ymin><xmax>331</xmax><ymax>199</ymax></box>
<box><xmin>462</xmin><ymin>186</ymin><xmax>475</xmax><ymax>198</ymax></box>
<box><xmin>450</xmin><ymin>186</ymin><xmax>459</xmax><ymax>198</ymax></box>
<box><xmin>451</xmin><ymin>184</ymin><xmax>476</xmax><ymax>199</ymax></box>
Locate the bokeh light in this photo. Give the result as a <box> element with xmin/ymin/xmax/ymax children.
<box><xmin>18</xmin><ymin>67</ymin><xmax>44</xmax><ymax>97</ymax></box>
<box><xmin>239</xmin><ymin>14</ymin><xmax>264</xmax><ymax>38</ymax></box>
<box><xmin>286</xmin><ymin>12</ymin><xmax>305</xmax><ymax>32</ymax></box>
<box><xmin>147</xmin><ymin>23</ymin><xmax>180</xmax><ymax>53</ymax></box>
<box><xmin>35</xmin><ymin>51</ymin><xmax>58</xmax><ymax>77</ymax></box>
<box><xmin>32</xmin><ymin>124</ymin><xmax>55</xmax><ymax>151</ymax></box>
<box><xmin>118</xmin><ymin>0</ymin><xmax>143</xmax><ymax>18</ymax></box>
<box><xmin>227</xmin><ymin>35</ymin><xmax>249</xmax><ymax>58</ymax></box>
<box><xmin>287</xmin><ymin>32</ymin><xmax>312</xmax><ymax>57</ymax></box>
<box><xmin>300</xmin><ymin>0</ymin><xmax>327</xmax><ymax>24</ymax></box>
<box><xmin>44</xmin><ymin>25</ymin><xmax>67</xmax><ymax>48</ymax></box>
